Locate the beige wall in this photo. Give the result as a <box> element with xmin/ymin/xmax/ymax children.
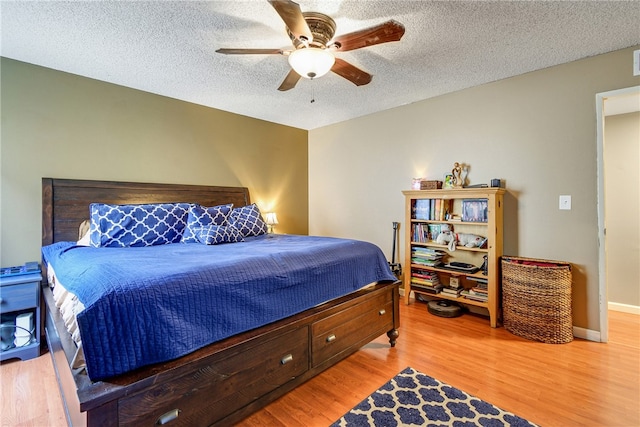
<box><xmin>0</xmin><ymin>58</ymin><xmax>309</xmax><ymax>266</ymax></box>
<box><xmin>309</xmin><ymin>46</ymin><xmax>640</xmax><ymax>332</ymax></box>
<box><xmin>604</xmin><ymin>112</ymin><xmax>640</xmax><ymax>306</ymax></box>
<box><xmin>3</xmin><ymin>47</ymin><xmax>638</xmax><ymax>332</ymax></box>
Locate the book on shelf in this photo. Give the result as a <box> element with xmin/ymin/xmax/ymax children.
<box><xmin>412</xmin><ymin>224</ymin><xmax>429</xmax><ymax>243</ymax></box>
<box><xmin>411</xmin><ymin>259</ymin><xmax>443</xmax><ymax>267</ymax></box>
<box><xmin>467</xmin><ymin>276</ymin><xmax>488</xmax><ymax>284</ymax></box>
<box><xmin>412</xmin><ymin>270</ymin><xmax>440</xmax><ymax>280</ymax></box>
<box><xmin>411</xmin><ymin>276</ymin><xmax>441</xmax><ymax>286</ymax></box>
<box><xmin>411</xmin><ymin>249</ymin><xmax>445</xmax><ymax>259</ymax></box>
<box><xmin>411</xmin><ymin>247</ymin><xmax>445</xmax><ymax>267</ymax></box>
<box><xmin>439</xmin><ymin>199</ymin><xmax>451</xmax><ymax>221</ymax></box>
<box><xmin>411</xmin><ymin>270</ymin><xmax>441</xmax><ymax>291</ymax></box>
<box><xmin>411</xmin><ymin>274</ymin><xmax>439</xmax><ymax>282</ymax></box>
<box><xmin>412</xmin><ymin>246</ymin><xmax>445</xmax><ymax>256</ymax></box>
<box><xmin>432</xmin><ymin>199</ymin><xmax>450</xmax><ymax>221</ymax></box>
<box><xmin>414</xmin><ymin>199</ymin><xmax>431</xmax><ymax>220</ymax></box>
<box><xmin>460</xmin><ymin>289</ymin><xmax>488</xmax><ymax>302</ymax></box>
<box><xmin>412</xmin><ymin>198</ymin><xmax>451</xmax><ymax>221</ymax></box>
<box><xmin>470</xmin><ymin>280</ymin><xmax>488</xmax><ymax>291</ymax></box>
<box><xmin>411</xmin><ymin>282</ymin><xmax>443</xmax><ymax>294</ymax></box>
<box><xmin>427</xmin><ymin>224</ymin><xmax>441</xmax><ymax>241</ymax></box>
<box><xmin>441</xmin><ymin>286</ymin><xmax>463</xmax><ymax>296</ymax></box>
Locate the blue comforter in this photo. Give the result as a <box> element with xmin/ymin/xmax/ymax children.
<box><xmin>42</xmin><ymin>234</ymin><xmax>396</xmax><ymax>380</ymax></box>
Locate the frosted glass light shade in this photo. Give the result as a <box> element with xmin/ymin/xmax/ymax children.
<box><xmin>264</xmin><ymin>212</ymin><xmax>278</xmax><ymax>225</ymax></box>
<box><xmin>264</xmin><ymin>212</ymin><xmax>278</xmax><ymax>234</ymax></box>
<box><xmin>288</xmin><ymin>48</ymin><xmax>335</xmax><ymax>79</ymax></box>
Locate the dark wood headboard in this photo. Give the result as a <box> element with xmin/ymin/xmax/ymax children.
<box><xmin>42</xmin><ymin>178</ymin><xmax>251</xmax><ymax>245</ymax></box>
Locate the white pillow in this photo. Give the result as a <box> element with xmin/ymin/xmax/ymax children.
<box><xmin>77</xmin><ymin>220</ymin><xmax>91</xmax><ymax>246</ymax></box>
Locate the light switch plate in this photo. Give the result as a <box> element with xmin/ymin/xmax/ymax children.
<box><xmin>559</xmin><ymin>195</ymin><xmax>571</xmax><ymax>210</ymax></box>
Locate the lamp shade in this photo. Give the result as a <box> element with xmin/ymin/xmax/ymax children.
<box><xmin>288</xmin><ymin>47</ymin><xmax>335</xmax><ymax>79</ymax></box>
<box><xmin>264</xmin><ymin>212</ymin><xmax>278</xmax><ymax>234</ymax></box>
<box><xmin>264</xmin><ymin>212</ymin><xmax>278</xmax><ymax>225</ymax></box>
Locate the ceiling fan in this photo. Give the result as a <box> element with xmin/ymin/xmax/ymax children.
<box><xmin>216</xmin><ymin>0</ymin><xmax>405</xmax><ymax>91</ymax></box>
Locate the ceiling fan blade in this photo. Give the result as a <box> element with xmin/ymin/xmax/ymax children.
<box><xmin>332</xmin><ymin>20</ymin><xmax>405</xmax><ymax>52</ymax></box>
<box><xmin>331</xmin><ymin>58</ymin><xmax>372</xmax><ymax>86</ymax></box>
<box><xmin>268</xmin><ymin>0</ymin><xmax>313</xmax><ymax>42</ymax></box>
<box><xmin>216</xmin><ymin>48</ymin><xmax>284</xmax><ymax>55</ymax></box>
<box><xmin>278</xmin><ymin>69</ymin><xmax>302</xmax><ymax>91</ymax></box>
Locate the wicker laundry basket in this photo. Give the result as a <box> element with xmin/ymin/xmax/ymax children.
<box><xmin>501</xmin><ymin>256</ymin><xmax>573</xmax><ymax>344</ymax></box>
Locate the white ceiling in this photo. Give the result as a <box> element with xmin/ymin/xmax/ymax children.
<box><xmin>2</xmin><ymin>1</ymin><xmax>639</xmax><ymax>130</ymax></box>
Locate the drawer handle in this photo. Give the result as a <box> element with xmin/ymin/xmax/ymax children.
<box><xmin>281</xmin><ymin>354</ymin><xmax>293</xmax><ymax>365</ymax></box>
<box><xmin>326</xmin><ymin>333</ymin><xmax>336</xmax><ymax>343</ymax></box>
<box><xmin>379</xmin><ymin>309</ymin><xmax>386</xmax><ymax>316</ymax></box>
<box><xmin>156</xmin><ymin>409</ymin><xmax>181</xmax><ymax>425</ymax></box>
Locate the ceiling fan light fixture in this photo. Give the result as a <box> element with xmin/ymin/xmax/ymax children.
<box><xmin>288</xmin><ymin>47</ymin><xmax>335</xmax><ymax>79</ymax></box>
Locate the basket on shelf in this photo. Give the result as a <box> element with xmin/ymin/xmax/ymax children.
<box><xmin>420</xmin><ymin>180</ymin><xmax>442</xmax><ymax>190</ymax></box>
<box><xmin>501</xmin><ymin>256</ymin><xmax>573</xmax><ymax>344</ymax></box>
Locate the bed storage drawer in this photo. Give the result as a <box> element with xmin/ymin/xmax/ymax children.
<box><xmin>311</xmin><ymin>289</ymin><xmax>393</xmax><ymax>367</ymax></box>
<box><xmin>117</xmin><ymin>326</ymin><xmax>309</xmax><ymax>426</ymax></box>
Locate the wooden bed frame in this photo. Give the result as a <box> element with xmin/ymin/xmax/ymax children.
<box><xmin>41</xmin><ymin>178</ymin><xmax>400</xmax><ymax>426</ymax></box>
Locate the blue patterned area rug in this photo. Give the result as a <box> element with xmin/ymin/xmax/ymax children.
<box><xmin>330</xmin><ymin>367</ymin><xmax>537</xmax><ymax>427</ymax></box>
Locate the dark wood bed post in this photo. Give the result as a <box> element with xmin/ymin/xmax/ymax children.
<box><xmin>42</xmin><ymin>178</ymin><xmax>54</xmax><ymax>246</ymax></box>
<box><xmin>387</xmin><ymin>283</ymin><xmax>401</xmax><ymax>347</ymax></box>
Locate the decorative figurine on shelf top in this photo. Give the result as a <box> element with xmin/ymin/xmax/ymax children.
<box><xmin>452</xmin><ymin>162</ymin><xmax>464</xmax><ymax>188</ymax></box>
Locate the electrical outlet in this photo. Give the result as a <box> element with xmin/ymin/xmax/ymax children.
<box><xmin>559</xmin><ymin>195</ymin><xmax>572</xmax><ymax>210</ymax></box>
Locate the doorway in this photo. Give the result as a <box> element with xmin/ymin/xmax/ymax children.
<box><xmin>596</xmin><ymin>85</ymin><xmax>640</xmax><ymax>343</ymax></box>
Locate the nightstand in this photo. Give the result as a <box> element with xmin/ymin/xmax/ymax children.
<box><xmin>0</xmin><ymin>273</ymin><xmax>41</xmax><ymax>361</ymax></box>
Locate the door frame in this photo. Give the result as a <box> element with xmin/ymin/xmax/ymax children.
<box><xmin>595</xmin><ymin>85</ymin><xmax>640</xmax><ymax>343</ymax></box>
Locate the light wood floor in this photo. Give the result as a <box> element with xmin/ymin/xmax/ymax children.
<box><xmin>1</xmin><ymin>303</ymin><xmax>638</xmax><ymax>426</ymax></box>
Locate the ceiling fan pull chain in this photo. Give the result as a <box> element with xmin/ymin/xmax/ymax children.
<box><xmin>310</xmin><ymin>80</ymin><xmax>315</xmax><ymax>103</ymax></box>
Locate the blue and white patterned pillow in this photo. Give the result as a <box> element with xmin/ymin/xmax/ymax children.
<box><xmin>89</xmin><ymin>203</ymin><xmax>190</xmax><ymax>248</ymax></box>
<box><xmin>181</xmin><ymin>203</ymin><xmax>233</xmax><ymax>244</ymax></box>
<box><xmin>228</xmin><ymin>204</ymin><xmax>268</xmax><ymax>237</ymax></box>
<box><xmin>194</xmin><ymin>224</ymin><xmax>244</xmax><ymax>245</ymax></box>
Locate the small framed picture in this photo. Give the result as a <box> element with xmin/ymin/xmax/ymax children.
<box><xmin>462</xmin><ymin>199</ymin><xmax>488</xmax><ymax>222</ymax></box>
<box><xmin>449</xmin><ymin>276</ymin><xmax>460</xmax><ymax>289</ymax></box>
<box><xmin>443</xmin><ymin>174</ymin><xmax>454</xmax><ymax>189</ymax></box>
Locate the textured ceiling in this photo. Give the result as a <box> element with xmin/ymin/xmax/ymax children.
<box><xmin>2</xmin><ymin>1</ymin><xmax>639</xmax><ymax>130</ymax></box>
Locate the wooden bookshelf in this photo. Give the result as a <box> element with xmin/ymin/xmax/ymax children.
<box><xmin>402</xmin><ymin>188</ymin><xmax>505</xmax><ymax>327</ymax></box>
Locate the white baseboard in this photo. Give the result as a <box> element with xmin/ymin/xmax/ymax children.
<box><xmin>400</xmin><ymin>288</ymin><xmax>604</xmax><ymax>342</ymax></box>
<box><xmin>572</xmin><ymin>326</ymin><xmax>601</xmax><ymax>342</ymax></box>
<box><xmin>608</xmin><ymin>302</ymin><xmax>640</xmax><ymax>315</ymax></box>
